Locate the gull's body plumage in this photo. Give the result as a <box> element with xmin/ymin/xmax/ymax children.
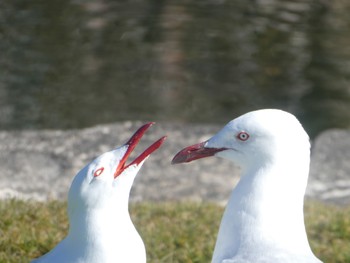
<box><xmin>32</xmin><ymin>123</ymin><xmax>166</xmax><ymax>263</ymax></box>
<box><xmin>172</xmin><ymin>109</ymin><xmax>322</xmax><ymax>263</ymax></box>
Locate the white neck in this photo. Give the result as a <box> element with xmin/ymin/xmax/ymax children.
<box><xmin>69</xmin><ymin>206</ymin><xmax>129</xmax><ymax>240</ymax></box>
<box><xmin>212</xmin><ymin>153</ymin><xmax>313</xmax><ymax>263</ymax></box>
<box><xmin>59</xmin><ymin>206</ymin><xmax>145</xmax><ymax>262</ymax></box>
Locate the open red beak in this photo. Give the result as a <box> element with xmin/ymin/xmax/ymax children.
<box><xmin>114</xmin><ymin>122</ymin><xmax>166</xmax><ymax>178</ymax></box>
<box><xmin>171</xmin><ymin>141</ymin><xmax>226</xmax><ymax>164</ymax></box>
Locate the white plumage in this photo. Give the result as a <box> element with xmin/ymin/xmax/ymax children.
<box><xmin>32</xmin><ymin>123</ymin><xmax>166</xmax><ymax>263</ymax></box>
<box><xmin>172</xmin><ymin>109</ymin><xmax>322</xmax><ymax>263</ymax></box>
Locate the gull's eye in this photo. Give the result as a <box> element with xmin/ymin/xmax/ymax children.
<box><xmin>94</xmin><ymin>167</ymin><xmax>105</xmax><ymax>177</ymax></box>
<box><xmin>237</xmin><ymin>131</ymin><xmax>250</xmax><ymax>141</ymax></box>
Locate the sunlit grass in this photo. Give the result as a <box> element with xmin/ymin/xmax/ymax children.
<box><xmin>1</xmin><ymin>200</ymin><xmax>349</xmax><ymax>262</ymax></box>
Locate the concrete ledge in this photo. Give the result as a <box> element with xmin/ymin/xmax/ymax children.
<box><xmin>309</xmin><ymin>129</ymin><xmax>350</xmax><ymax>205</ymax></box>
<box><xmin>0</xmin><ymin>122</ymin><xmax>349</xmax><ymax>205</ymax></box>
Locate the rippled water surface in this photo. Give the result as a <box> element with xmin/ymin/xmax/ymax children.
<box><xmin>1</xmin><ymin>0</ymin><xmax>350</xmax><ymax>137</ymax></box>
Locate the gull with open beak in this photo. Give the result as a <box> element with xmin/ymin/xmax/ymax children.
<box><xmin>32</xmin><ymin>122</ymin><xmax>166</xmax><ymax>263</ymax></box>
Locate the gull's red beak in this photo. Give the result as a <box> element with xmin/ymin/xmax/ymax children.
<box><xmin>114</xmin><ymin>122</ymin><xmax>166</xmax><ymax>178</ymax></box>
<box><xmin>171</xmin><ymin>141</ymin><xmax>226</xmax><ymax>164</ymax></box>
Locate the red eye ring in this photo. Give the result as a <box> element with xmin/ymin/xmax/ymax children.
<box><xmin>237</xmin><ymin>131</ymin><xmax>249</xmax><ymax>141</ymax></box>
<box><xmin>94</xmin><ymin>167</ymin><xmax>104</xmax><ymax>177</ymax></box>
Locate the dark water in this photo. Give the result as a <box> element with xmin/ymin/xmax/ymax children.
<box><xmin>1</xmin><ymin>0</ymin><xmax>350</xmax><ymax>137</ymax></box>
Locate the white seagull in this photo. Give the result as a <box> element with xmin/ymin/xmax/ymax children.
<box><xmin>172</xmin><ymin>109</ymin><xmax>322</xmax><ymax>263</ymax></box>
<box><xmin>32</xmin><ymin>123</ymin><xmax>166</xmax><ymax>263</ymax></box>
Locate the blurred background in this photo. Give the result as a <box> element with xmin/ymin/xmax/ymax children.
<box><xmin>1</xmin><ymin>0</ymin><xmax>349</xmax><ymax>138</ymax></box>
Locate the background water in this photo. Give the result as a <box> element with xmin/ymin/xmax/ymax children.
<box><xmin>1</xmin><ymin>0</ymin><xmax>350</xmax><ymax>137</ymax></box>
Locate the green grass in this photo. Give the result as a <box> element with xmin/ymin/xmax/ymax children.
<box><xmin>1</xmin><ymin>200</ymin><xmax>349</xmax><ymax>262</ymax></box>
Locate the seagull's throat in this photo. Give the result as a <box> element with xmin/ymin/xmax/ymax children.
<box><xmin>68</xmin><ymin>206</ymin><xmax>132</xmax><ymax>242</ymax></box>
<box><xmin>238</xmin><ymin>161</ymin><xmax>308</xmax><ymax>214</ymax></box>
<box><xmin>217</xmin><ymin>163</ymin><xmax>310</xmax><ymax>256</ymax></box>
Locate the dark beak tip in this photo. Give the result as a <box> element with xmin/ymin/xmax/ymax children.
<box><xmin>171</xmin><ymin>150</ymin><xmax>190</xmax><ymax>165</ymax></box>
<box><xmin>171</xmin><ymin>158</ymin><xmax>180</xmax><ymax>165</ymax></box>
